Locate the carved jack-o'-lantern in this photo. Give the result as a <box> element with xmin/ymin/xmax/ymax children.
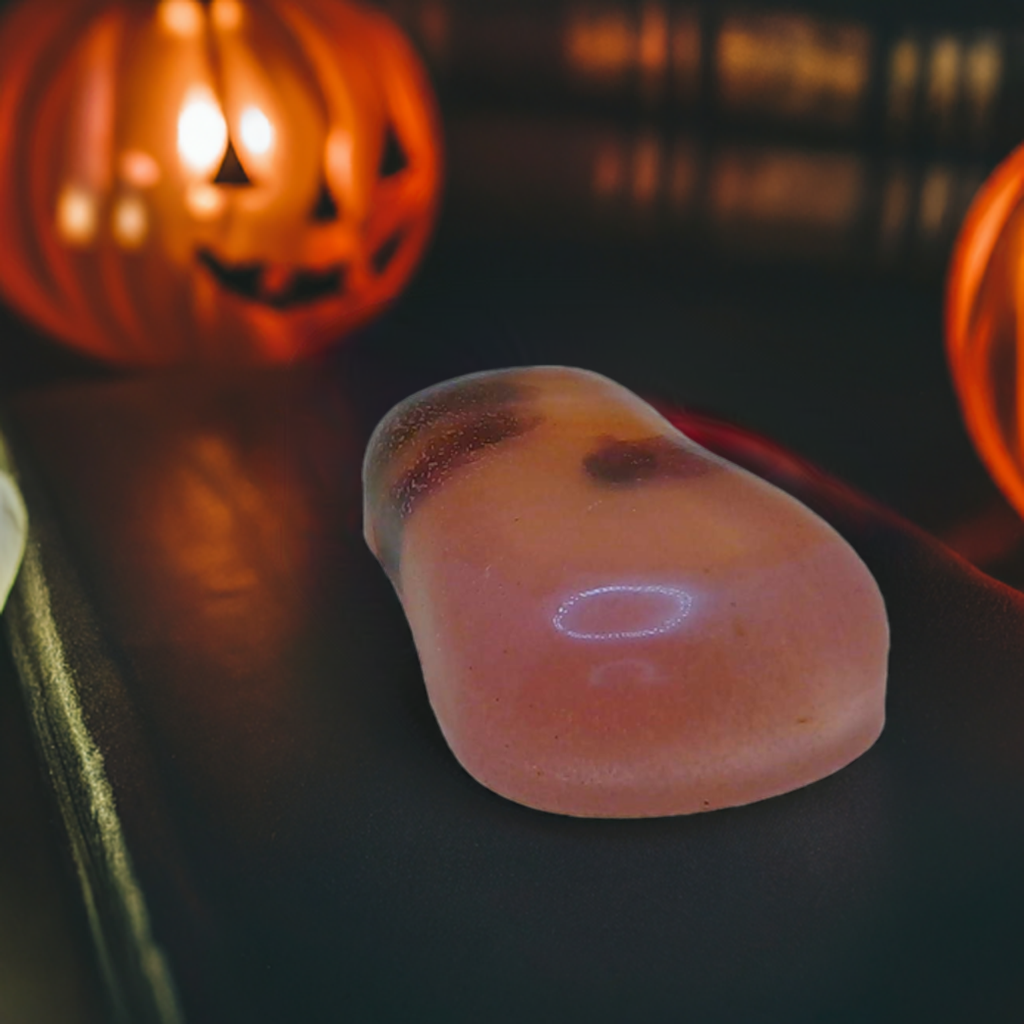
<box><xmin>0</xmin><ymin>0</ymin><xmax>442</xmax><ymax>364</ymax></box>
<box><xmin>946</xmin><ymin>143</ymin><xmax>1024</xmax><ymax>519</ymax></box>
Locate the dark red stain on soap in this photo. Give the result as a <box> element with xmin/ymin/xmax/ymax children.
<box><xmin>583</xmin><ymin>435</ymin><xmax>715</xmax><ymax>485</ymax></box>
<box><xmin>377</xmin><ymin>376</ymin><xmax>535</xmax><ymax>459</ymax></box>
<box><xmin>372</xmin><ymin>407</ymin><xmax>541</xmax><ymax>579</ymax></box>
<box><xmin>393</xmin><ymin>410</ymin><xmax>540</xmax><ymax>518</ymax></box>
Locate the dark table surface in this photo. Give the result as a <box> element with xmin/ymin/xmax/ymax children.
<box><xmin>3</xmin><ymin>213</ymin><xmax>1024</xmax><ymax>1024</ymax></box>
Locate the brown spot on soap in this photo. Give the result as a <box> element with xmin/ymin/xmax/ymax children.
<box><xmin>373</xmin><ymin>409</ymin><xmax>542</xmax><ymax>579</ymax></box>
<box><xmin>378</xmin><ymin>376</ymin><xmax>536</xmax><ymax>461</ymax></box>
<box><xmin>363</xmin><ymin>374</ymin><xmax>539</xmax><ymax>534</ymax></box>
<box><xmin>583</xmin><ymin>435</ymin><xmax>714</xmax><ymax>485</ymax></box>
<box><xmin>394</xmin><ymin>410</ymin><xmax>541</xmax><ymax>519</ymax></box>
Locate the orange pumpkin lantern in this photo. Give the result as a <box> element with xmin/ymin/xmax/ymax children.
<box><xmin>0</xmin><ymin>0</ymin><xmax>442</xmax><ymax>365</ymax></box>
<box><xmin>946</xmin><ymin>144</ymin><xmax>1024</xmax><ymax>518</ymax></box>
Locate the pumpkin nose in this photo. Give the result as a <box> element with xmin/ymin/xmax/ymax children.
<box><xmin>310</xmin><ymin>180</ymin><xmax>339</xmax><ymax>222</ymax></box>
<box><xmin>213</xmin><ymin>138</ymin><xmax>252</xmax><ymax>186</ymax></box>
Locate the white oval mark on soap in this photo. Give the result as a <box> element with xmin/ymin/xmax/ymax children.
<box><xmin>553</xmin><ymin>584</ymin><xmax>694</xmax><ymax>641</ymax></box>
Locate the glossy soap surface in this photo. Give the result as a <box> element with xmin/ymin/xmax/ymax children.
<box><xmin>363</xmin><ymin>367</ymin><xmax>889</xmax><ymax>817</ymax></box>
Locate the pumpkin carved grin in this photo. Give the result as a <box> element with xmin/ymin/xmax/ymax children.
<box><xmin>197</xmin><ymin>248</ymin><xmax>346</xmax><ymax>309</ymax></box>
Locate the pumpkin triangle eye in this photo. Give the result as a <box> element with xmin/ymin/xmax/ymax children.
<box><xmin>378</xmin><ymin>124</ymin><xmax>408</xmax><ymax>178</ymax></box>
<box><xmin>213</xmin><ymin>138</ymin><xmax>252</xmax><ymax>186</ymax></box>
<box><xmin>311</xmin><ymin>180</ymin><xmax>339</xmax><ymax>222</ymax></box>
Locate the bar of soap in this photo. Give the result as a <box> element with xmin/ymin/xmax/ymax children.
<box><xmin>362</xmin><ymin>367</ymin><xmax>889</xmax><ymax>817</ymax></box>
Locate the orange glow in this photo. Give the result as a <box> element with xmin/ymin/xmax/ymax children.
<box><xmin>946</xmin><ymin>143</ymin><xmax>1024</xmax><ymax>518</ymax></box>
<box><xmin>119</xmin><ymin>149</ymin><xmax>161</xmax><ymax>188</ymax></box>
<box><xmin>56</xmin><ymin>184</ymin><xmax>97</xmax><ymax>245</ymax></box>
<box><xmin>886</xmin><ymin>38</ymin><xmax>920</xmax><ymax>133</ymax></box>
<box><xmin>112</xmin><ymin>194</ymin><xmax>148</xmax><ymax>247</ymax></box>
<box><xmin>0</xmin><ymin>0</ymin><xmax>442</xmax><ymax>365</ymax></box>
<box><xmin>565</xmin><ymin>7</ymin><xmax>634</xmax><ymax>89</ymax></box>
<box><xmin>325</xmin><ymin>128</ymin><xmax>354</xmax><ymax>192</ymax></box>
<box><xmin>592</xmin><ymin>140</ymin><xmax>624</xmax><ymax>199</ymax></box>
<box><xmin>631</xmin><ymin>134</ymin><xmax>660</xmax><ymax>206</ymax></box>
<box><xmin>158</xmin><ymin>0</ymin><xmax>203</xmax><ymax>39</ymax></box>
<box><xmin>239</xmin><ymin>105</ymin><xmax>273</xmax><ymax>156</ymax></box>
<box><xmin>926</xmin><ymin>36</ymin><xmax>961</xmax><ymax>136</ymax></box>
<box><xmin>211</xmin><ymin>0</ymin><xmax>244</xmax><ymax>32</ymax></box>
<box><xmin>710</xmin><ymin>148</ymin><xmax>863</xmax><ymax>230</ymax></box>
<box><xmin>178</xmin><ymin>87</ymin><xmax>228</xmax><ymax>175</ymax></box>
<box><xmin>185</xmin><ymin>182</ymin><xmax>226</xmax><ymax>219</ymax></box>
<box><xmin>717</xmin><ymin>14</ymin><xmax>870</xmax><ymax>127</ymax></box>
<box><xmin>963</xmin><ymin>37</ymin><xmax>1002</xmax><ymax>134</ymax></box>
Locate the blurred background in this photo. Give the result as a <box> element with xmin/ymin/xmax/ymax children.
<box><xmin>2</xmin><ymin>0</ymin><xmax>1024</xmax><ymax>1020</ymax></box>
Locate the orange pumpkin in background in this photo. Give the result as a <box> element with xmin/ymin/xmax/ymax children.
<box><xmin>946</xmin><ymin>143</ymin><xmax>1024</xmax><ymax>519</ymax></box>
<box><xmin>0</xmin><ymin>0</ymin><xmax>442</xmax><ymax>365</ymax></box>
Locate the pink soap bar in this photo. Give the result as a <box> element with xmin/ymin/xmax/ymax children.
<box><xmin>363</xmin><ymin>367</ymin><xmax>889</xmax><ymax>817</ymax></box>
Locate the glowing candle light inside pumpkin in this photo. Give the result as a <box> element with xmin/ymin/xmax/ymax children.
<box><xmin>56</xmin><ymin>184</ymin><xmax>97</xmax><ymax>245</ymax></box>
<box><xmin>177</xmin><ymin>88</ymin><xmax>228</xmax><ymax>176</ymax></box>
<box><xmin>212</xmin><ymin>0</ymin><xmax>244</xmax><ymax>31</ymax></box>
<box><xmin>112</xmin><ymin>194</ymin><xmax>148</xmax><ymax>247</ymax></box>
<box><xmin>239</xmin><ymin>106</ymin><xmax>274</xmax><ymax>157</ymax></box>
<box><xmin>363</xmin><ymin>367</ymin><xmax>889</xmax><ymax>818</ymax></box>
<box><xmin>119</xmin><ymin>149</ymin><xmax>161</xmax><ymax>189</ymax></box>
<box><xmin>158</xmin><ymin>0</ymin><xmax>202</xmax><ymax>39</ymax></box>
<box><xmin>186</xmin><ymin>182</ymin><xmax>226</xmax><ymax>220</ymax></box>
<box><xmin>947</xmin><ymin>143</ymin><xmax>1024</xmax><ymax>519</ymax></box>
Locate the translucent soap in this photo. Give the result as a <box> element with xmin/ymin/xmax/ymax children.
<box><xmin>363</xmin><ymin>367</ymin><xmax>889</xmax><ymax>817</ymax></box>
